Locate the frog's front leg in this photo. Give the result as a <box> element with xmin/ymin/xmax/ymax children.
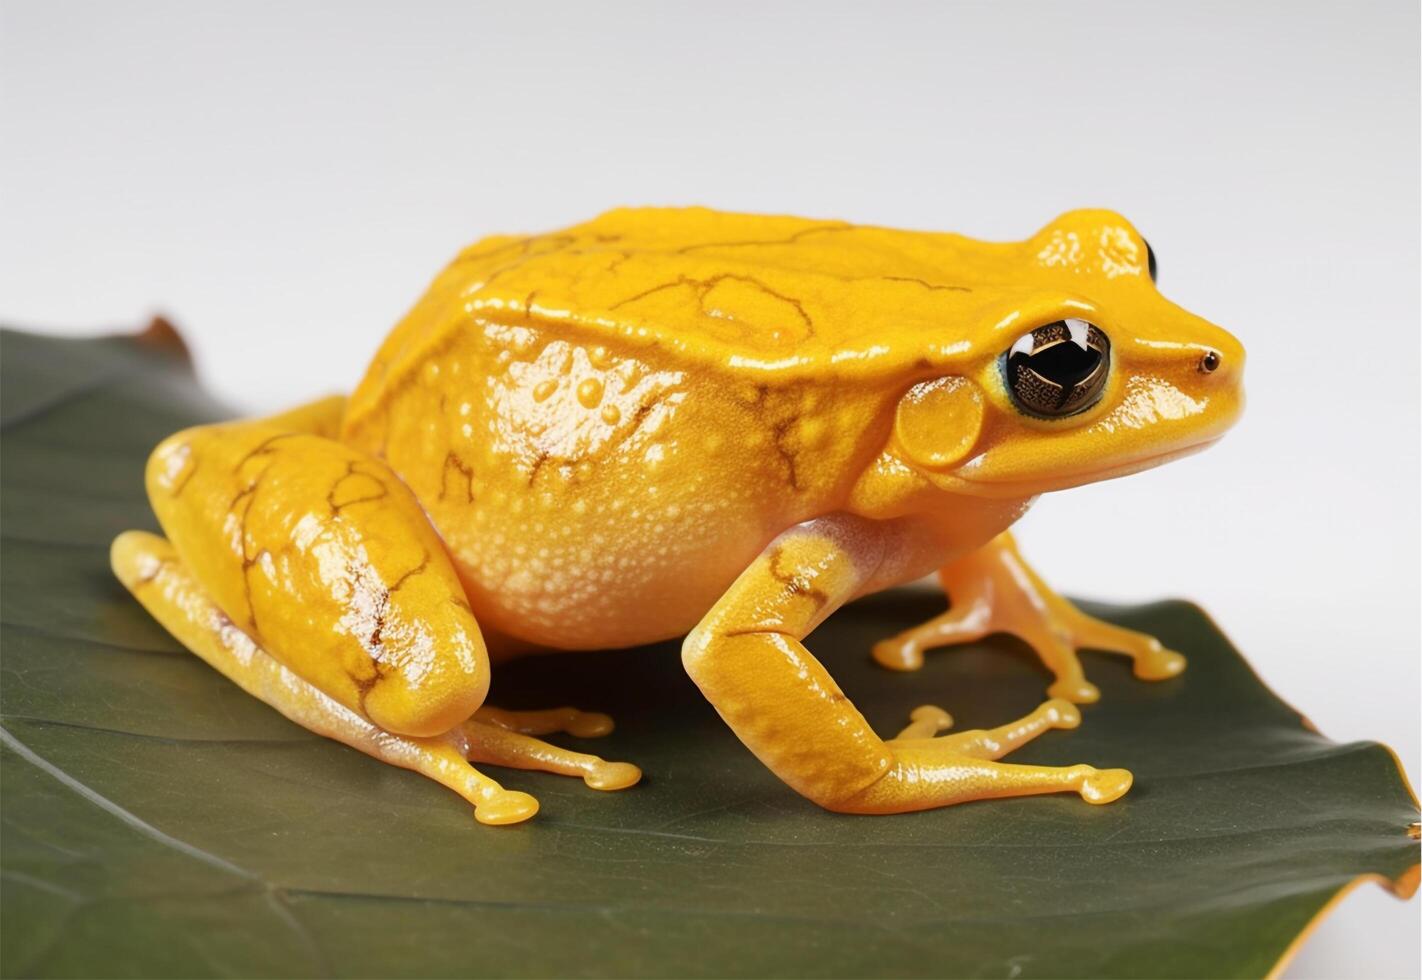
<box><xmin>112</xmin><ymin>401</ymin><xmax>637</xmax><ymax>824</ymax></box>
<box><xmin>871</xmin><ymin>532</ymin><xmax>1186</xmax><ymax>703</ymax></box>
<box><xmin>682</xmin><ymin>517</ymin><xmax>1131</xmax><ymax>813</ymax></box>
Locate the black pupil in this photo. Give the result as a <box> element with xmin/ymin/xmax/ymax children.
<box><xmin>1016</xmin><ymin>339</ymin><xmax>1101</xmax><ymax>388</ymax></box>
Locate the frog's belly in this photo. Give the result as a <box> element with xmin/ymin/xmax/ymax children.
<box><xmin>439</xmin><ymin>508</ymin><xmax>774</xmax><ymax>651</ymax></box>
<box><xmin>347</xmin><ymin>325</ymin><xmax>899</xmax><ymax>649</ymax></box>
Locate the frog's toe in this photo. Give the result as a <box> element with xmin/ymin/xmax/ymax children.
<box><xmin>584</xmin><ymin>761</ymin><xmax>642</xmax><ymax>791</ymax></box>
<box><xmin>872</xmin><ymin>637</ymin><xmax>924</xmax><ymax>672</ymax></box>
<box><xmin>565</xmin><ymin>710</ymin><xmax>615</xmax><ymax>739</ymax></box>
<box><xmin>1133</xmin><ymin>648</ymin><xmax>1187</xmax><ymax>681</ymax></box>
<box><xmin>1047</xmin><ymin>677</ymin><xmax>1101</xmax><ymax>704</ymax></box>
<box><xmin>1078</xmin><ymin>767</ymin><xmax>1133</xmax><ymax>805</ymax></box>
<box><xmin>1042</xmin><ymin>698</ymin><xmax>1081</xmax><ymax>729</ymax></box>
<box><xmin>475</xmin><ymin>789</ymin><xmax>540</xmax><ymax>825</ymax></box>
<box><xmin>464</xmin><ymin>718</ymin><xmax>641</xmax><ymax>797</ymax></box>
<box><xmin>895</xmin><ymin>704</ymin><xmax>955</xmax><ymax>740</ymax></box>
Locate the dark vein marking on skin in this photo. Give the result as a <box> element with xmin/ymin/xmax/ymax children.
<box><xmin>240</xmin><ymin>550</ymin><xmax>269</xmax><ymax>639</ymax></box>
<box><xmin>519</xmin><ymin>383</ymin><xmax>680</xmax><ymax>489</ymax></box>
<box><xmin>674</xmin><ymin>223</ymin><xmax>853</xmax><ymax>254</ymax></box>
<box><xmin>230</xmin><ymin>471</ymin><xmax>271</xmax><ymax>639</ymax></box>
<box><xmin>327</xmin><ymin>460</ymin><xmax>389</xmax><ymax>514</ymax></box>
<box><xmin>766</xmin><ymin>544</ymin><xmax>830</xmax><ymax>612</ymax></box>
<box><xmin>388</xmin><ymin>552</ymin><xmax>430</xmax><ymax>596</ymax></box>
<box><xmin>462</xmin><ymin>235</ymin><xmax>582</xmax><ymax>291</ymax></box>
<box><xmin>606</xmin><ymin>278</ymin><xmax>690</xmax><ymax>311</ymax></box>
<box><xmin>526</xmin><ymin>450</ymin><xmax>551</xmax><ymax>486</ymax></box>
<box><xmin>351</xmin><ymin>668</ymin><xmax>382</xmax><ymax>715</ymax></box>
<box><xmin>710</xmin><ymin>274</ymin><xmax>814</xmax><ymax>333</ymax></box>
<box><xmin>627</xmin><ymin>391</ymin><xmax>671</xmax><ymax>433</ymax></box>
<box><xmin>770</xmin><ymin>417</ymin><xmax>801</xmax><ymax>491</ymax></box>
<box><xmin>227</xmin><ymin>433</ymin><xmax>315</xmax><ymax>640</ymax></box>
<box><xmin>721</xmin><ymin>626</ymin><xmax>796</xmax><ymax>639</ymax></box>
<box><xmin>618</xmin><ymin>386</ymin><xmax>688</xmax><ymax>449</ymax></box>
<box><xmin>608</xmin><ymin>274</ymin><xmax>816</xmax><ymax>337</ymax></box>
<box><xmin>346</xmin><ymin>551</ymin><xmax>433</xmax><ymax>712</ymax></box>
<box><xmin>235</xmin><ymin>432</ymin><xmax>299</xmax><ymax>469</ymax></box>
<box><xmin>229</xmin><ymin>483</ymin><xmax>256</xmax><ymax>511</ymax></box>
<box><xmin>875</xmin><ymin>275</ymin><xmax>972</xmax><ymax>293</ymax></box>
<box><xmin>361</xmin><ymin>551</ymin><xmax>432</xmax><ymax>671</ymax></box>
<box><xmin>231</xmin><ymin>431</ymin><xmax>300</xmax><ymax>633</ymax></box>
<box><xmin>440</xmin><ymin>452</ymin><xmax>476</xmax><ymax>502</ymax></box>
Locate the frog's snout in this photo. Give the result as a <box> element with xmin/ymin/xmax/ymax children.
<box><xmin>1175</xmin><ymin>317</ymin><xmax>1245</xmax><ymax>395</ymax></box>
<box><xmin>1183</xmin><ymin>330</ymin><xmax>1247</xmax><ymax>433</ymax></box>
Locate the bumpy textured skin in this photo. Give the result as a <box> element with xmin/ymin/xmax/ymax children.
<box><xmin>112</xmin><ymin>207</ymin><xmax>1245</xmax><ymax>824</ymax></box>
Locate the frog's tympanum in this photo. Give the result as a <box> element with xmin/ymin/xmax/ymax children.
<box><xmin>113</xmin><ymin>208</ymin><xmax>1244</xmax><ymax>825</ymax></box>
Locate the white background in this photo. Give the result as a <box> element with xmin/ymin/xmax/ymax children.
<box><xmin>3</xmin><ymin>2</ymin><xmax>1418</xmax><ymax>975</ymax></box>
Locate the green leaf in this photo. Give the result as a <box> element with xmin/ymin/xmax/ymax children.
<box><xmin>1</xmin><ymin>326</ymin><xmax>1416</xmax><ymax>979</ymax></box>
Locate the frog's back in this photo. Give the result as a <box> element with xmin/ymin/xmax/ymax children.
<box><xmin>345</xmin><ymin>206</ymin><xmax>1029</xmax><ymax>431</ymax></box>
<box><xmin>340</xmin><ymin>208</ymin><xmax>1084</xmax><ymax>650</ymax></box>
<box><xmin>343</xmin><ymin>208</ymin><xmax>1032</xmax><ymax>649</ymax></box>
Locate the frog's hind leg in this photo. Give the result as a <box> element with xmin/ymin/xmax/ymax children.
<box><xmin>111</xmin><ymin>531</ymin><xmax>538</xmax><ymax>825</ymax></box>
<box><xmin>129</xmin><ymin>402</ymin><xmax>494</xmax><ymax>738</ymax></box>
<box><xmin>462</xmin><ymin>721</ymin><xmax>642</xmax><ymax>791</ymax></box>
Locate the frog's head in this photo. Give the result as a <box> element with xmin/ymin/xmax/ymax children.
<box><xmin>892</xmin><ymin>209</ymin><xmax>1245</xmax><ymax>497</ymax></box>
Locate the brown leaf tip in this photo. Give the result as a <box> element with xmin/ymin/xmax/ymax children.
<box><xmin>134</xmin><ymin>315</ymin><xmax>192</xmax><ymax>363</ymax></box>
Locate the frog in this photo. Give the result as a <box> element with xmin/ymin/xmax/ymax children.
<box><xmin>111</xmin><ymin>206</ymin><xmax>1245</xmax><ymax>826</ymax></box>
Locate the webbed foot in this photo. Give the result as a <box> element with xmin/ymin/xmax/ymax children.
<box><xmin>873</xmin><ymin>532</ymin><xmax>1186</xmax><ymax>703</ymax></box>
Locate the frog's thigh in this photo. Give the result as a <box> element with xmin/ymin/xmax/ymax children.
<box><xmin>683</xmin><ymin>518</ymin><xmax>1131</xmax><ymax>814</ymax></box>
<box><xmin>138</xmin><ymin>407</ymin><xmax>488</xmax><ymax>737</ymax></box>
<box><xmin>872</xmin><ymin>532</ymin><xmax>1185</xmax><ymax>704</ymax></box>
<box><xmin>111</xmin><ymin>532</ymin><xmax>537</xmax><ymax>826</ymax></box>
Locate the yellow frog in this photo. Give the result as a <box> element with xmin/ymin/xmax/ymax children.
<box><xmin>112</xmin><ymin>207</ymin><xmax>1244</xmax><ymax>825</ymax></box>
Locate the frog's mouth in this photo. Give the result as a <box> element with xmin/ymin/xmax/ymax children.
<box><xmin>950</xmin><ymin>437</ymin><xmax>1223</xmax><ymax>497</ymax></box>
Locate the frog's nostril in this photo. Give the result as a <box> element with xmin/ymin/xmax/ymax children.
<box><xmin>1197</xmin><ymin>350</ymin><xmax>1222</xmax><ymax>374</ymax></box>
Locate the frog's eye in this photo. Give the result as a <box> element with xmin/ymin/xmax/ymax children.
<box><xmin>1003</xmin><ymin>319</ymin><xmax>1110</xmax><ymax>418</ymax></box>
<box><xmin>1144</xmin><ymin>238</ymin><xmax>1158</xmax><ymax>282</ymax></box>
